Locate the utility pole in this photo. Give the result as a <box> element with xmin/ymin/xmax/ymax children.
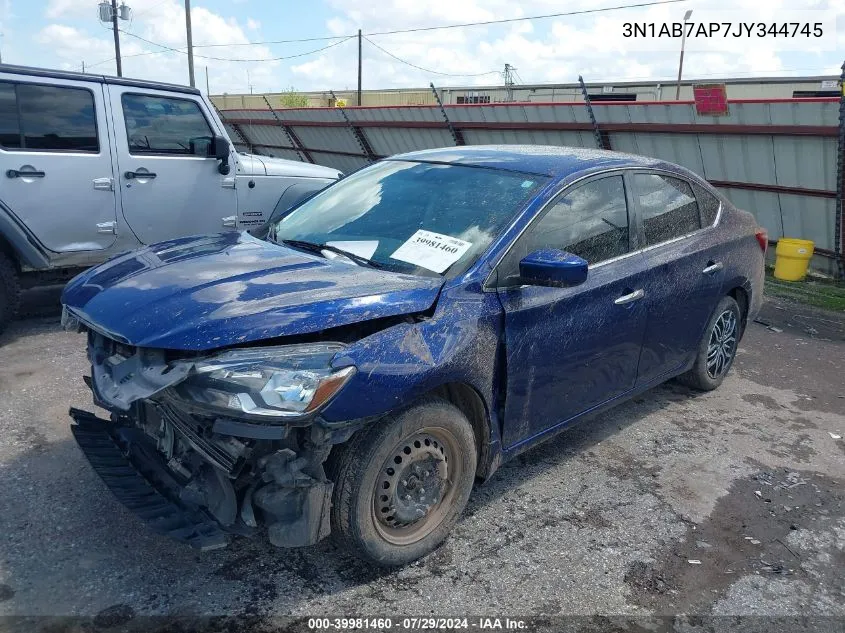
<box><xmin>503</xmin><ymin>63</ymin><xmax>516</xmax><ymax>102</ymax></box>
<box><xmin>675</xmin><ymin>9</ymin><xmax>693</xmax><ymax>100</ymax></box>
<box><xmin>357</xmin><ymin>29</ymin><xmax>362</xmax><ymax>106</ymax></box>
<box><xmin>205</xmin><ymin>66</ymin><xmax>210</xmax><ymax>95</ymax></box>
<box><xmin>99</xmin><ymin>2</ymin><xmax>130</xmax><ymax>76</ymax></box>
<box><xmin>185</xmin><ymin>0</ymin><xmax>195</xmax><ymax>87</ymax></box>
<box><xmin>82</xmin><ymin>61</ymin><xmax>85</xmax><ymax>72</ymax></box>
<box><xmin>111</xmin><ymin>0</ymin><xmax>122</xmax><ymax>76</ymax></box>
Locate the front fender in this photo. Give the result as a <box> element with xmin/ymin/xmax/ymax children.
<box><xmin>322</xmin><ymin>286</ymin><xmax>502</xmax><ymax>428</ymax></box>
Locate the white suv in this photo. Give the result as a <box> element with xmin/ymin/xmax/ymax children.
<box><xmin>0</xmin><ymin>64</ymin><xmax>341</xmax><ymax>332</ymax></box>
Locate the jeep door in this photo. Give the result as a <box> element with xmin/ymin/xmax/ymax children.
<box><xmin>107</xmin><ymin>86</ymin><xmax>236</xmax><ymax>244</ymax></box>
<box><xmin>0</xmin><ymin>75</ymin><xmax>117</xmax><ymax>253</ymax></box>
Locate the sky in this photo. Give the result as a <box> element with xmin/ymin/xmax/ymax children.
<box><xmin>0</xmin><ymin>0</ymin><xmax>843</xmax><ymax>95</ymax></box>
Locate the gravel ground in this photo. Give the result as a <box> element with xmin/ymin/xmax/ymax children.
<box><xmin>0</xmin><ymin>290</ymin><xmax>843</xmax><ymax>625</ymax></box>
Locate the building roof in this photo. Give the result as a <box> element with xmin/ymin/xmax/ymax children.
<box><xmin>390</xmin><ymin>145</ymin><xmax>664</xmax><ymax>177</ymax></box>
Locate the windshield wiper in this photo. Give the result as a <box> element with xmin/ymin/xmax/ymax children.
<box><xmin>280</xmin><ymin>239</ymin><xmax>386</xmax><ymax>269</ymax></box>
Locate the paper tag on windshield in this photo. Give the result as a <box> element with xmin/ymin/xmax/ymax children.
<box><xmin>390</xmin><ymin>230</ymin><xmax>472</xmax><ymax>273</ymax></box>
<box><xmin>324</xmin><ymin>240</ymin><xmax>379</xmax><ymax>261</ymax></box>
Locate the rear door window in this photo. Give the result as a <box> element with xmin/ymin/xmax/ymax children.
<box><xmin>121</xmin><ymin>94</ymin><xmax>213</xmax><ymax>155</ymax></box>
<box><xmin>0</xmin><ymin>81</ymin><xmax>98</xmax><ymax>152</ymax></box>
<box><xmin>0</xmin><ymin>83</ymin><xmax>21</xmax><ymax>148</ymax></box>
<box><xmin>634</xmin><ymin>173</ymin><xmax>700</xmax><ymax>246</ymax></box>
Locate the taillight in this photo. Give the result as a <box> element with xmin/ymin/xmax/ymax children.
<box><xmin>755</xmin><ymin>229</ymin><xmax>768</xmax><ymax>253</ymax></box>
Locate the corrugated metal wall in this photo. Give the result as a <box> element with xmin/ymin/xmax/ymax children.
<box><xmin>218</xmin><ymin>98</ymin><xmax>843</xmax><ymax>274</ymax></box>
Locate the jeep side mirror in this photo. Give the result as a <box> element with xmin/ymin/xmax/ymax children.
<box><xmin>211</xmin><ymin>135</ymin><xmax>231</xmax><ymax>175</ymax></box>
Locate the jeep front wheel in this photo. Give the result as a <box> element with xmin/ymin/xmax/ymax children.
<box><xmin>329</xmin><ymin>398</ymin><xmax>477</xmax><ymax>566</ymax></box>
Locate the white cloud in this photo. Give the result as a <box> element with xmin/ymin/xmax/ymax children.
<box><xmin>290</xmin><ymin>0</ymin><xmax>843</xmax><ymax>90</ymax></box>
<box><xmin>17</xmin><ymin>0</ymin><xmax>845</xmax><ymax>94</ymax></box>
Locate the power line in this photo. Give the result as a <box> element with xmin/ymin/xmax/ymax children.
<box><xmin>365</xmin><ymin>0</ymin><xmax>688</xmax><ymax>37</ymax></box>
<box><xmin>364</xmin><ymin>37</ymin><xmax>499</xmax><ymax>78</ymax></box>
<box><xmin>117</xmin><ymin>29</ymin><xmax>354</xmax><ymax>62</ymax></box>
<box><xmin>186</xmin><ymin>0</ymin><xmax>688</xmax><ymax>49</ymax></box>
<box><xmin>194</xmin><ymin>35</ymin><xmax>349</xmax><ymax>48</ymax></box>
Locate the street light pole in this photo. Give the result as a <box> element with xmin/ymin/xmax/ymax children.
<box><xmin>675</xmin><ymin>9</ymin><xmax>693</xmax><ymax>100</ymax></box>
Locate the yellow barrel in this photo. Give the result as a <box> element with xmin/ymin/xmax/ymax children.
<box><xmin>773</xmin><ymin>238</ymin><xmax>814</xmax><ymax>281</ymax></box>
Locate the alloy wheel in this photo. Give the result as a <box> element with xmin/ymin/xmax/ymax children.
<box><xmin>706</xmin><ymin>309</ymin><xmax>738</xmax><ymax>379</ymax></box>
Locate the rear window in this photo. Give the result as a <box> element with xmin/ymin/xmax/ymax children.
<box><xmin>692</xmin><ymin>183</ymin><xmax>722</xmax><ymax>227</ymax></box>
<box><xmin>0</xmin><ymin>81</ymin><xmax>99</xmax><ymax>152</ymax></box>
<box><xmin>0</xmin><ymin>83</ymin><xmax>20</xmax><ymax>149</ymax></box>
<box><xmin>634</xmin><ymin>174</ymin><xmax>700</xmax><ymax>246</ymax></box>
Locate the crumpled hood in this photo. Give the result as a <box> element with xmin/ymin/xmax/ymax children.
<box><xmin>62</xmin><ymin>232</ymin><xmax>442</xmax><ymax>351</ymax></box>
<box><xmin>236</xmin><ymin>153</ymin><xmax>342</xmax><ymax>179</ymax></box>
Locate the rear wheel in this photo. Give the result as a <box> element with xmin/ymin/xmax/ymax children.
<box><xmin>0</xmin><ymin>251</ymin><xmax>21</xmax><ymax>336</ymax></box>
<box><xmin>677</xmin><ymin>295</ymin><xmax>741</xmax><ymax>391</ymax></box>
<box><xmin>329</xmin><ymin>398</ymin><xmax>477</xmax><ymax>566</ymax></box>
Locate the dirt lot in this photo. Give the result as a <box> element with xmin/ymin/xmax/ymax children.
<box><xmin>0</xmin><ymin>289</ymin><xmax>843</xmax><ymax>626</ymax></box>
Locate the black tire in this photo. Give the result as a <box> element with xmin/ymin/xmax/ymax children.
<box><xmin>0</xmin><ymin>251</ymin><xmax>21</xmax><ymax>336</ymax></box>
<box><xmin>329</xmin><ymin>398</ymin><xmax>477</xmax><ymax>567</ymax></box>
<box><xmin>677</xmin><ymin>295</ymin><xmax>742</xmax><ymax>391</ymax></box>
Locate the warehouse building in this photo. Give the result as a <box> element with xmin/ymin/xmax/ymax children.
<box><xmin>210</xmin><ymin>75</ymin><xmax>841</xmax><ymax>110</ymax></box>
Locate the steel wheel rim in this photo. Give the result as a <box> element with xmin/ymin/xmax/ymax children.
<box><xmin>707</xmin><ymin>309</ymin><xmax>737</xmax><ymax>379</ymax></box>
<box><xmin>372</xmin><ymin>426</ymin><xmax>464</xmax><ymax>546</ymax></box>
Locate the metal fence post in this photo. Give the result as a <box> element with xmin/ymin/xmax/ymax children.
<box><xmin>835</xmin><ymin>61</ymin><xmax>845</xmax><ymax>279</ymax></box>
<box><xmin>330</xmin><ymin>90</ymin><xmax>377</xmax><ymax>163</ymax></box>
<box><xmin>262</xmin><ymin>95</ymin><xmax>314</xmax><ymax>164</ymax></box>
<box><xmin>578</xmin><ymin>75</ymin><xmax>606</xmax><ymax>150</ymax></box>
<box><xmin>430</xmin><ymin>83</ymin><xmax>464</xmax><ymax>146</ymax></box>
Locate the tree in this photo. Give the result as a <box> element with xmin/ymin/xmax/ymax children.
<box><xmin>277</xmin><ymin>87</ymin><xmax>308</xmax><ymax>108</ymax></box>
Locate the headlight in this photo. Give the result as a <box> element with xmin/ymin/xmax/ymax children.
<box><xmin>171</xmin><ymin>344</ymin><xmax>355</xmax><ymax>419</ymax></box>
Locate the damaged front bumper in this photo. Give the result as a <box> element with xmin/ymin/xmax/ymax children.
<box><xmin>67</xmin><ymin>326</ymin><xmax>366</xmax><ymax>551</ymax></box>
<box><xmin>70</xmin><ymin>403</ymin><xmax>336</xmax><ymax>551</ymax></box>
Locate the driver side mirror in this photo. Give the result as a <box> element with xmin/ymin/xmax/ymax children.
<box><xmin>518</xmin><ymin>249</ymin><xmax>588</xmax><ymax>287</ymax></box>
<box><xmin>210</xmin><ymin>135</ymin><xmax>231</xmax><ymax>175</ymax></box>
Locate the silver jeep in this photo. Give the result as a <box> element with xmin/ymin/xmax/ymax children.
<box><xmin>0</xmin><ymin>64</ymin><xmax>341</xmax><ymax>332</ymax></box>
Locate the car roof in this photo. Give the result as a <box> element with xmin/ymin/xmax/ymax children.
<box><xmin>0</xmin><ymin>63</ymin><xmax>201</xmax><ymax>96</ymax></box>
<box><xmin>389</xmin><ymin>145</ymin><xmax>666</xmax><ymax>178</ymax></box>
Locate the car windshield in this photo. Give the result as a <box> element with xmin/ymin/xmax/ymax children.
<box><xmin>270</xmin><ymin>160</ymin><xmax>548</xmax><ymax>277</ymax></box>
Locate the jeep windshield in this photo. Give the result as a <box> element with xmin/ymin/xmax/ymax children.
<box><xmin>269</xmin><ymin>160</ymin><xmax>548</xmax><ymax>278</ymax></box>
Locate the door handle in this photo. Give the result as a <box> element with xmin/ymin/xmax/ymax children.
<box><xmin>124</xmin><ymin>171</ymin><xmax>157</xmax><ymax>179</ymax></box>
<box><xmin>702</xmin><ymin>262</ymin><xmax>724</xmax><ymax>275</ymax></box>
<box><xmin>7</xmin><ymin>169</ymin><xmax>46</xmax><ymax>178</ymax></box>
<box><xmin>614</xmin><ymin>289</ymin><xmax>645</xmax><ymax>305</ymax></box>
<box><xmin>92</xmin><ymin>177</ymin><xmax>114</xmax><ymax>191</ymax></box>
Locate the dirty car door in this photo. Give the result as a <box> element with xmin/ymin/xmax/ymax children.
<box><xmin>495</xmin><ymin>174</ymin><xmax>649</xmax><ymax>449</ymax></box>
<box><xmin>630</xmin><ymin>172</ymin><xmax>725</xmax><ymax>385</ymax></box>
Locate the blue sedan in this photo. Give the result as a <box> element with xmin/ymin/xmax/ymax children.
<box><xmin>62</xmin><ymin>145</ymin><xmax>766</xmax><ymax>565</ymax></box>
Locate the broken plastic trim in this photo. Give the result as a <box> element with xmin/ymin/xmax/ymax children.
<box><xmin>88</xmin><ymin>332</ymin><xmax>355</xmax><ymax>421</ymax></box>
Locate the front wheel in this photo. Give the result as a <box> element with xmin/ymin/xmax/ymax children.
<box><xmin>677</xmin><ymin>295</ymin><xmax>742</xmax><ymax>391</ymax></box>
<box><xmin>329</xmin><ymin>398</ymin><xmax>477</xmax><ymax>566</ymax></box>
